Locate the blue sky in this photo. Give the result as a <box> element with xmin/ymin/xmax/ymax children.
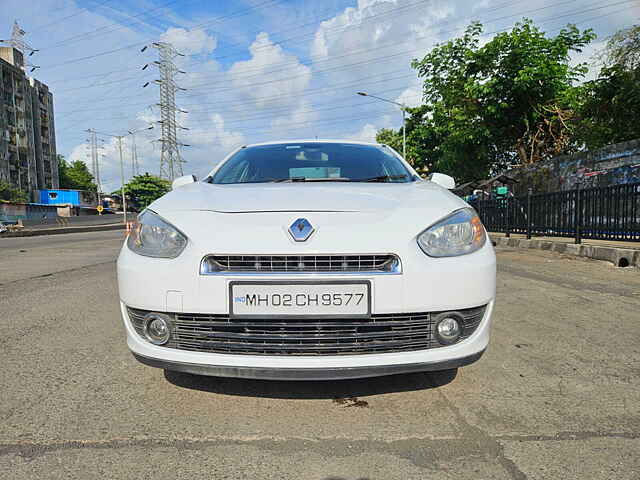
<box><xmin>2</xmin><ymin>0</ymin><xmax>637</xmax><ymax>191</ymax></box>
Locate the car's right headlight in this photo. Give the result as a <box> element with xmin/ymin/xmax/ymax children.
<box><xmin>127</xmin><ymin>209</ymin><xmax>187</xmax><ymax>258</ymax></box>
<box><xmin>417</xmin><ymin>207</ymin><xmax>486</xmax><ymax>257</ymax></box>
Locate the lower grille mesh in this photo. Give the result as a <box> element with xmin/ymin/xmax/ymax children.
<box><xmin>128</xmin><ymin>306</ymin><xmax>486</xmax><ymax>356</ymax></box>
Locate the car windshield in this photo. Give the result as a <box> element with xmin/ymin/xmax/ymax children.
<box><xmin>210</xmin><ymin>142</ymin><xmax>414</xmax><ymax>184</ymax></box>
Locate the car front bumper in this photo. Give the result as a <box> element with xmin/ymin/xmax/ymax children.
<box><xmin>132</xmin><ymin>350</ymin><xmax>485</xmax><ymax>380</ymax></box>
<box><xmin>121</xmin><ymin>299</ymin><xmax>494</xmax><ymax>380</ymax></box>
<box><xmin>117</xmin><ymin>228</ymin><xmax>496</xmax><ymax>380</ymax></box>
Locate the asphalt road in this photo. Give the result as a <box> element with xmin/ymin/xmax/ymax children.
<box><xmin>1</xmin><ymin>231</ymin><xmax>639</xmax><ymax>479</ymax></box>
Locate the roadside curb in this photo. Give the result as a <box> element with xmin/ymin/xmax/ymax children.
<box><xmin>490</xmin><ymin>235</ymin><xmax>639</xmax><ymax>268</ymax></box>
<box><xmin>0</xmin><ymin>223</ymin><xmax>125</xmax><ymax>238</ymax></box>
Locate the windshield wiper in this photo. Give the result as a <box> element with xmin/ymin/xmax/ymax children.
<box><xmin>353</xmin><ymin>174</ymin><xmax>408</xmax><ymax>182</ymax></box>
<box><xmin>270</xmin><ymin>177</ymin><xmax>307</xmax><ymax>182</ymax></box>
<box><xmin>270</xmin><ymin>177</ymin><xmax>351</xmax><ymax>183</ymax></box>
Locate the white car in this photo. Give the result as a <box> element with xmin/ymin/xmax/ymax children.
<box><xmin>117</xmin><ymin>140</ymin><xmax>496</xmax><ymax>380</ymax></box>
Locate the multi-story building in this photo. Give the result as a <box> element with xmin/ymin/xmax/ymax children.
<box><xmin>0</xmin><ymin>46</ymin><xmax>57</xmax><ymax>198</ymax></box>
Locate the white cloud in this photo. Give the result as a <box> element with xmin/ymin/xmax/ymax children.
<box><xmin>341</xmin><ymin>114</ymin><xmax>394</xmax><ymax>143</ymax></box>
<box><xmin>159</xmin><ymin>27</ymin><xmax>217</xmax><ymax>55</ymax></box>
<box><xmin>395</xmin><ymin>83</ymin><xmax>422</xmax><ymax>108</ymax></box>
<box><xmin>349</xmin><ymin>123</ymin><xmax>378</xmax><ymax>142</ymax></box>
<box><xmin>229</xmin><ymin>32</ymin><xmax>312</xmax><ymax>109</ymax></box>
<box><xmin>2</xmin><ymin>0</ymin><xmax>634</xmax><ymax>194</ymax></box>
<box><xmin>308</xmin><ymin>0</ymin><xmax>453</xmax><ymax>135</ymax></box>
<box><xmin>184</xmin><ymin>113</ymin><xmax>245</xmax><ymax>151</ymax></box>
<box><xmin>270</xmin><ymin>100</ymin><xmax>318</xmax><ymax>136</ymax></box>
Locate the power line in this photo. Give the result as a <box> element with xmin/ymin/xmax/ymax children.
<box><xmin>42</xmin><ymin>0</ymin><xmax>183</xmax><ymax>50</ymax></box>
<box><xmin>57</xmin><ymin>67</ymin><xmax>414</xmax><ymax>115</ymax></box>
<box><xmin>54</xmin><ymin>2</ymin><xmax>632</xmax><ymax>142</ymax></box>
<box><xmin>182</xmin><ymin>0</ymin><xmax>627</xmax><ymax>90</ymax></box>
<box><xmin>30</xmin><ymin>0</ymin><xmax>112</xmax><ymax>32</ymax></box>
<box><xmin>36</xmin><ymin>0</ymin><xmax>284</xmax><ymax>66</ymax></box>
<box><xmin>184</xmin><ymin>0</ymin><xmax>621</xmax><ymax>92</ymax></box>
<box><xmin>36</xmin><ymin>0</ymin><xmax>513</xmax><ymax>84</ymax></box>
<box><xmin>54</xmin><ymin>0</ymin><xmax>624</xmax><ymax>120</ymax></box>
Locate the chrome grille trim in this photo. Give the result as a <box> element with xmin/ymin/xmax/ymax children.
<box><xmin>127</xmin><ymin>305</ymin><xmax>486</xmax><ymax>356</ymax></box>
<box><xmin>200</xmin><ymin>254</ymin><xmax>401</xmax><ymax>275</ymax></box>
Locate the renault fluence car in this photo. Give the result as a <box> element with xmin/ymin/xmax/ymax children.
<box><xmin>117</xmin><ymin>140</ymin><xmax>496</xmax><ymax>380</ymax></box>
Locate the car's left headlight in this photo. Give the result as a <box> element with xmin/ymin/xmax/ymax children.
<box><xmin>127</xmin><ymin>209</ymin><xmax>187</xmax><ymax>258</ymax></box>
<box><xmin>417</xmin><ymin>207</ymin><xmax>486</xmax><ymax>257</ymax></box>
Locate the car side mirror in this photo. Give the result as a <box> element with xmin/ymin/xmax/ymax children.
<box><xmin>172</xmin><ymin>174</ymin><xmax>197</xmax><ymax>190</ymax></box>
<box><xmin>429</xmin><ymin>172</ymin><xmax>455</xmax><ymax>189</ymax></box>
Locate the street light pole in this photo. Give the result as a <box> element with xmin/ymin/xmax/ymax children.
<box><xmin>116</xmin><ymin>136</ymin><xmax>126</xmax><ymax>225</ymax></box>
<box><xmin>402</xmin><ymin>108</ymin><xmax>406</xmax><ymax>160</ymax></box>
<box><xmin>127</xmin><ymin>125</ymin><xmax>153</xmax><ymax>178</ymax></box>
<box><xmin>90</xmin><ymin>126</ymin><xmax>153</xmax><ymax>225</ymax></box>
<box><xmin>357</xmin><ymin>92</ymin><xmax>407</xmax><ymax>160</ymax></box>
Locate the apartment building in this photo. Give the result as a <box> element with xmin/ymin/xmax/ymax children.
<box><xmin>0</xmin><ymin>46</ymin><xmax>58</xmax><ymax>198</ymax></box>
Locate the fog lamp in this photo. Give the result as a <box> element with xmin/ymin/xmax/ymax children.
<box><xmin>436</xmin><ymin>315</ymin><xmax>462</xmax><ymax>345</ymax></box>
<box><xmin>143</xmin><ymin>313</ymin><xmax>171</xmax><ymax>345</ymax></box>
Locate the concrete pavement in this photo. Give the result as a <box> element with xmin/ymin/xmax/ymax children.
<box><xmin>1</xmin><ymin>231</ymin><xmax>639</xmax><ymax>479</ymax></box>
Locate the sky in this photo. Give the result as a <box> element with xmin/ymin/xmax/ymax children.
<box><xmin>2</xmin><ymin>0</ymin><xmax>638</xmax><ymax>192</ymax></box>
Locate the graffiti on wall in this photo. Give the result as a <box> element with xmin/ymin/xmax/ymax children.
<box><xmin>559</xmin><ymin>160</ymin><xmax>640</xmax><ymax>190</ymax></box>
<box><xmin>506</xmin><ymin>140</ymin><xmax>640</xmax><ymax>194</ymax></box>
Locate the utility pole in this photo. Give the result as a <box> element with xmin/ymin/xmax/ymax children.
<box><xmin>90</xmin><ymin>129</ymin><xmax>137</xmax><ymax>225</ymax></box>
<box><xmin>128</xmin><ymin>125</ymin><xmax>153</xmax><ymax>177</ymax></box>
<box><xmin>141</xmin><ymin>42</ymin><xmax>189</xmax><ymax>181</ymax></box>
<box><xmin>356</xmin><ymin>92</ymin><xmax>407</xmax><ymax>160</ymax></box>
<box><xmin>129</xmin><ymin>130</ymin><xmax>139</xmax><ymax>177</ymax></box>
<box><xmin>86</xmin><ymin>129</ymin><xmax>101</xmax><ymax>205</ymax></box>
<box><xmin>116</xmin><ymin>136</ymin><xmax>126</xmax><ymax>224</ymax></box>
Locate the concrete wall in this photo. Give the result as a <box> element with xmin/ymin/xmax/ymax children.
<box><xmin>504</xmin><ymin>139</ymin><xmax>640</xmax><ymax>194</ymax></box>
<box><xmin>0</xmin><ymin>202</ymin><xmax>58</xmax><ymax>223</ymax></box>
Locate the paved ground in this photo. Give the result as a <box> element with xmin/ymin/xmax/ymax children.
<box><xmin>1</xmin><ymin>231</ymin><xmax>639</xmax><ymax>479</ymax></box>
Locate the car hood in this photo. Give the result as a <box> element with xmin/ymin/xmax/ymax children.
<box><xmin>146</xmin><ymin>181</ymin><xmax>469</xmax><ymax>254</ymax></box>
<box><xmin>150</xmin><ymin>181</ymin><xmax>464</xmax><ymax>214</ymax></box>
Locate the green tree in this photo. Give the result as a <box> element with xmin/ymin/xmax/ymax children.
<box><xmin>118</xmin><ymin>173</ymin><xmax>170</xmax><ymax>210</ymax></box>
<box><xmin>376</xmin><ymin>128</ymin><xmax>403</xmax><ymax>156</ymax></box>
<box><xmin>0</xmin><ymin>181</ymin><xmax>29</xmax><ymax>203</ymax></box>
<box><xmin>58</xmin><ymin>156</ymin><xmax>98</xmax><ymax>191</ymax></box>
<box><xmin>572</xmin><ymin>25</ymin><xmax>640</xmax><ymax>148</ymax></box>
<box><xmin>380</xmin><ymin>20</ymin><xmax>596</xmax><ymax>183</ymax></box>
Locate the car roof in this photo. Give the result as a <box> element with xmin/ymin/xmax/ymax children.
<box><xmin>243</xmin><ymin>139</ymin><xmax>384</xmax><ymax>148</ymax></box>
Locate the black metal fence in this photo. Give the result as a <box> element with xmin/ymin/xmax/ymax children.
<box><xmin>473</xmin><ymin>182</ymin><xmax>640</xmax><ymax>243</ymax></box>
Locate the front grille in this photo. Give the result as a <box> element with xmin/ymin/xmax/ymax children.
<box><xmin>200</xmin><ymin>254</ymin><xmax>401</xmax><ymax>274</ymax></box>
<box><xmin>127</xmin><ymin>305</ymin><xmax>486</xmax><ymax>356</ymax></box>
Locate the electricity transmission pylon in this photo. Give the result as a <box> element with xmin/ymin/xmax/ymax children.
<box><xmin>142</xmin><ymin>42</ymin><xmax>189</xmax><ymax>181</ymax></box>
<box><xmin>0</xmin><ymin>21</ymin><xmax>39</xmax><ymax>71</ymax></box>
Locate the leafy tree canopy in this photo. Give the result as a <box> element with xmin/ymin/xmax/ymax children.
<box><xmin>117</xmin><ymin>173</ymin><xmax>170</xmax><ymax>210</ymax></box>
<box><xmin>58</xmin><ymin>156</ymin><xmax>98</xmax><ymax>192</ymax></box>
<box><xmin>572</xmin><ymin>25</ymin><xmax>640</xmax><ymax>149</ymax></box>
<box><xmin>0</xmin><ymin>181</ymin><xmax>29</xmax><ymax>203</ymax></box>
<box><xmin>378</xmin><ymin>19</ymin><xmax>596</xmax><ymax>183</ymax></box>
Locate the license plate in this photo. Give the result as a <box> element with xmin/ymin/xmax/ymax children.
<box><xmin>229</xmin><ymin>281</ymin><xmax>371</xmax><ymax>317</ymax></box>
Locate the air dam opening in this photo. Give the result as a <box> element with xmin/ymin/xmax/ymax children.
<box><xmin>126</xmin><ymin>305</ymin><xmax>488</xmax><ymax>355</ymax></box>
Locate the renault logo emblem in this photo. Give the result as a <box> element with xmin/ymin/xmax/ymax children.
<box><xmin>288</xmin><ymin>218</ymin><xmax>314</xmax><ymax>242</ymax></box>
